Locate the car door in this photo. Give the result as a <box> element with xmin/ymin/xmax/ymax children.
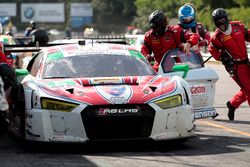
<box><xmin>158</xmin><ymin>49</ymin><xmax>219</xmax><ymax>119</ymax></box>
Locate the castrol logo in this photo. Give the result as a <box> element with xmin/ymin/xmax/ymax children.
<box><xmin>191</xmin><ymin>85</ymin><xmax>206</xmax><ymax>94</ymax></box>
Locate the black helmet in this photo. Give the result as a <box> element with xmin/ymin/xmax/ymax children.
<box><xmin>149</xmin><ymin>10</ymin><xmax>167</xmax><ymax>35</ymax></box>
<box><xmin>212</xmin><ymin>8</ymin><xmax>229</xmax><ymax>31</ymax></box>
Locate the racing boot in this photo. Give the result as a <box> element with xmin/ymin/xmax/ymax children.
<box><xmin>212</xmin><ymin>112</ymin><xmax>219</xmax><ymax>119</ymax></box>
<box><xmin>227</xmin><ymin>101</ymin><xmax>235</xmax><ymax>121</ymax></box>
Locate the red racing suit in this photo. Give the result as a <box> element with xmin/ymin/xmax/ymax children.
<box><xmin>0</xmin><ymin>51</ymin><xmax>8</xmax><ymax>64</ymax></box>
<box><xmin>208</xmin><ymin>21</ymin><xmax>250</xmax><ymax>108</ymax></box>
<box><xmin>141</xmin><ymin>25</ymin><xmax>199</xmax><ymax>71</ymax></box>
<box><xmin>179</xmin><ymin>22</ymin><xmax>210</xmax><ymax>55</ymax></box>
<box><xmin>0</xmin><ymin>42</ymin><xmax>13</xmax><ymax>66</ymax></box>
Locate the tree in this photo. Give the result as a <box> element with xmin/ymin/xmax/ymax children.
<box><xmin>232</xmin><ymin>0</ymin><xmax>250</xmax><ymax>7</ymax></box>
<box><xmin>132</xmin><ymin>0</ymin><xmax>243</xmax><ymax>32</ymax></box>
<box><xmin>133</xmin><ymin>0</ymin><xmax>185</xmax><ymax>31</ymax></box>
<box><xmin>91</xmin><ymin>0</ymin><xmax>136</xmax><ymax>34</ymax></box>
<box><xmin>228</xmin><ymin>7</ymin><xmax>250</xmax><ymax>28</ymax></box>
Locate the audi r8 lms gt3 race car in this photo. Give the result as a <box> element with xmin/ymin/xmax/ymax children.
<box><xmin>158</xmin><ymin>49</ymin><xmax>219</xmax><ymax>119</ymax></box>
<box><xmin>7</xmin><ymin>42</ymin><xmax>196</xmax><ymax>143</ymax></box>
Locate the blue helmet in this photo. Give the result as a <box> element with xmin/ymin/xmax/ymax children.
<box><xmin>178</xmin><ymin>4</ymin><xmax>196</xmax><ymax>29</ymax></box>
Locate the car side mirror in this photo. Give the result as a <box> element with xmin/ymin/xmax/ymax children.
<box><xmin>15</xmin><ymin>69</ymin><xmax>29</xmax><ymax>77</ymax></box>
<box><xmin>15</xmin><ymin>69</ymin><xmax>29</xmax><ymax>83</ymax></box>
<box><xmin>172</xmin><ymin>64</ymin><xmax>189</xmax><ymax>78</ymax></box>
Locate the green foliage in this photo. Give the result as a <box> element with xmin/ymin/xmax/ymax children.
<box><xmin>134</xmin><ymin>0</ymin><xmax>186</xmax><ymax>31</ymax></box>
<box><xmin>233</xmin><ymin>0</ymin><xmax>250</xmax><ymax>7</ymax></box>
<box><xmin>227</xmin><ymin>7</ymin><xmax>250</xmax><ymax>28</ymax></box>
<box><xmin>133</xmin><ymin>0</ymin><xmax>250</xmax><ymax>32</ymax></box>
<box><xmin>91</xmin><ymin>0</ymin><xmax>136</xmax><ymax>34</ymax></box>
<box><xmin>134</xmin><ymin>0</ymin><xmax>209</xmax><ymax>31</ymax></box>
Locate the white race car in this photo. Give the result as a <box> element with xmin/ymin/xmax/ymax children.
<box><xmin>6</xmin><ymin>43</ymin><xmax>196</xmax><ymax>143</ymax></box>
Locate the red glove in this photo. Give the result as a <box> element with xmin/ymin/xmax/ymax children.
<box><xmin>198</xmin><ymin>39</ymin><xmax>208</xmax><ymax>47</ymax></box>
<box><xmin>146</xmin><ymin>54</ymin><xmax>155</xmax><ymax>63</ymax></box>
<box><xmin>178</xmin><ymin>44</ymin><xmax>185</xmax><ymax>51</ymax></box>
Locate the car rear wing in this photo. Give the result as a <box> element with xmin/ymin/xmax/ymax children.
<box><xmin>2</xmin><ymin>36</ymin><xmax>129</xmax><ymax>53</ymax></box>
<box><xmin>74</xmin><ymin>36</ymin><xmax>128</xmax><ymax>45</ymax></box>
<box><xmin>89</xmin><ymin>38</ymin><xmax>128</xmax><ymax>44</ymax></box>
<box><xmin>3</xmin><ymin>45</ymin><xmax>41</xmax><ymax>53</ymax></box>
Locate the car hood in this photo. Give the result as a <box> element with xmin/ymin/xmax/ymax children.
<box><xmin>37</xmin><ymin>76</ymin><xmax>177</xmax><ymax>105</ymax></box>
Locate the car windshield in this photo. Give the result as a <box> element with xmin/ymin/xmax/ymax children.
<box><xmin>43</xmin><ymin>54</ymin><xmax>156</xmax><ymax>78</ymax></box>
<box><xmin>161</xmin><ymin>49</ymin><xmax>203</xmax><ymax>73</ymax></box>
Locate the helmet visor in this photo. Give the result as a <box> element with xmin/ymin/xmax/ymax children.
<box><xmin>214</xmin><ymin>18</ymin><xmax>228</xmax><ymax>31</ymax></box>
<box><xmin>215</xmin><ymin>18</ymin><xmax>227</xmax><ymax>26</ymax></box>
<box><xmin>182</xmin><ymin>16</ymin><xmax>194</xmax><ymax>24</ymax></box>
<box><xmin>150</xmin><ymin>23</ymin><xmax>157</xmax><ymax>29</ymax></box>
<box><xmin>151</xmin><ymin>22</ymin><xmax>166</xmax><ymax>35</ymax></box>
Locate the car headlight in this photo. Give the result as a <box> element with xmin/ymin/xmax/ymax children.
<box><xmin>41</xmin><ymin>98</ymin><xmax>78</xmax><ymax>112</ymax></box>
<box><xmin>154</xmin><ymin>94</ymin><xmax>182</xmax><ymax>109</ymax></box>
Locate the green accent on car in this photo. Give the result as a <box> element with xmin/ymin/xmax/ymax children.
<box><xmin>129</xmin><ymin>50</ymin><xmax>145</xmax><ymax>59</ymax></box>
<box><xmin>47</xmin><ymin>79</ymin><xmax>77</xmax><ymax>88</ymax></box>
<box><xmin>3</xmin><ymin>37</ymin><xmax>9</xmax><ymax>44</ymax></box>
<box><xmin>172</xmin><ymin>64</ymin><xmax>189</xmax><ymax>78</ymax></box>
<box><xmin>63</xmin><ymin>79</ymin><xmax>77</xmax><ymax>86</ymax></box>
<box><xmin>46</xmin><ymin>52</ymin><xmax>64</xmax><ymax>63</ymax></box>
<box><xmin>15</xmin><ymin>69</ymin><xmax>29</xmax><ymax>77</ymax></box>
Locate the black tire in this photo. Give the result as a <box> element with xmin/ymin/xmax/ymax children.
<box><xmin>10</xmin><ymin>84</ymin><xmax>25</xmax><ymax>138</ymax></box>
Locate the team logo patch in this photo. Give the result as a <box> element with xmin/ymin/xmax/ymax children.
<box><xmin>222</xmin><ymin>35</ymin><xmax>231</xmax><ymax>42</ymax></box>
<box><xmin>152</xmin><ymin>39</ymin><xmax>160</xmax><ymax>44</ymax></box>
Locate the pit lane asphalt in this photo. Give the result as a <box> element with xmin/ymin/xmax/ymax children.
<box><xmin>1</xmin><ymin>62</ymin><xmax>250</xmax><ymax>167</ymax></box>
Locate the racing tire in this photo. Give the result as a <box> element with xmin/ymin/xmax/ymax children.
<box><xmin>10</xmin><ymin>84</ymin><xmax>26</xmax><ymax>138</ymax></box>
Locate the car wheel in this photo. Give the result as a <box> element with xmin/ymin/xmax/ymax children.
<box><xmin>10</xmin><ymin>84</ymin><xmax>25</xmax><ymax>138</ymax></box>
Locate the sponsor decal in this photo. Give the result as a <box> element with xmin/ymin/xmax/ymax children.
<box><xmin>24</xmin><ymin>7</ymin><xmax>35</xmax><ymax>19</ymax></box>
<box><xmin>191</xmin><ymin>85</ymin><xmax>206</xmax><ymax>95</ymax></box>
<box><xmin>194</xmin><ymin>110</ymin><xmax>217</xmax><ymax>119</ymax></box>
<box><xmin>96</xmin><ymin>85</ymin><xmax>132</xmax><ymax>104</ymax></box>
<box><xmin>62</xmin><ymin>45</ymin><xmax>77</xmax><ymax>54</ymax></box>
<box><xmin>108</xmin><ymin>87</ymin><xmax>126</xmax><ymax>96</ymax></box>
<box><xmin>90</xmin><ymin>77</ymin><xmax>122</xmax><ymax>84</ymax></box>
<box><xmin>99</xmin><ymin>108</ymin><xmax>139</xmax><ymax>116</ymax></box>
<box><xmin>109</xmin><ymin>45</ymin><xmax>123</xmax><ymax>50</ymax></box>
<box><xmin>47</xmin><ymin>47</ymin><xmax>61</xmax><ymax>54</ymax></box>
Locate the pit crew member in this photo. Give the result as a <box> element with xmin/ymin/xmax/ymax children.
<box><xmin>208</xmin><ymin>8</ymin><xmax>250</xmax><ymax>121</ymax></box>
<box><xmin>141</xmin><ymin>10</ymin><xmax>199</xmax><ymax>72</ymax></box>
